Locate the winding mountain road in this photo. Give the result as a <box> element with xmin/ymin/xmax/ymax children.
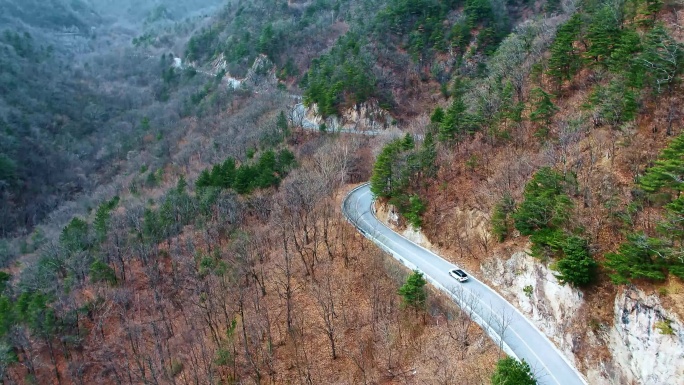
<box><xmin>342</xmin><ymin>184</ymin><xmax>587</xmax><ymax>385</ymax></box>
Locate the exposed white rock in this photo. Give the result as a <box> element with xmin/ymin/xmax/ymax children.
<box><xmin>608</xmin><ymin>287</ymin><xmax>684</xmax><ymax>385</ymax></box>
<box><xmin>373</xmin><ymin>203</ymin><xmax>432</xmax><ymax>247</ymax></box>
<box><xmin>303</xmin><ymin>99</ymin><xmax>393</xmax><ymax>133</ymax></box>
<box><xmin>242</xmin><ymin>54</ymin><xmax>277</xmax><ymax>89</ymax></box>
<box><xmin>481</xmin><ymin>251</ymin><xmax>583</xmax><ymax>364</ymax></box>
<box><xmin>482</xmin><ymin>252</ymin><xmax>684</xmax><ymax>385</ymax></box>
<box><xmin>211</xmin><ymin>54</ymin><xmax>228</xmax><ymax>72</ymax></box>
<box><xmin>182</xmin><ymin>53</ymin><xmax>275</xmax><ymax>90</ymax></box>
<box><xmin>373</xmin><ymin>202</ymin><xmax>401</xmax><ymax>228</ymax></box>
<box><xmin>402</xmin><ymin>225</ymin><xmax>433</xmax><ymax>248</ymax></box>
<box><xmin>226</xmin><ymin>77</ymin><xmax>242</xmax><ymax>89</ymax></box>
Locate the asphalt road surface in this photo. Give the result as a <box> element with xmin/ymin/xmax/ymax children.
<box><xmin>342</xmin><ymin>184</ymin><xmax>588</xmax><ymax>385</ymax></box>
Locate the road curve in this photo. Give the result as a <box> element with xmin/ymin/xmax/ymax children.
<box><xmin>342</xmin><ymin>183</ymin><xmax>588</xmax><ymax>385</ymax></box>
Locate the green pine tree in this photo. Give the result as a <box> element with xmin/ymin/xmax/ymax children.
<box><xmin>639</xmin><ymin>24</ymin><xmax>683</xmax><ymax>94</ymax></box>
<box><xmin>431</xmin><ymin>106</ymin><xmax>445</xmax><ymax>124</ymax></box>
<box><xmin>60</xmin><ymin>218</ymin><xmax>90</xmax><ymax>252</ymax></box>
<box><xmin>608</xmin><ymin>28</ymin><xmax>642</xmax><ymax>82</ymax></box>
<box><xmin>404</xmin><ymin>194</ymin><xmax>426</xmax><ymax>228</ymax></box>
<box><xmin>547</xmin><ymin>14</ymin><xmax>583</xmax><ymax>86</ymax></box>
<box><xmin>277</xmin><ymin>110</ymin><xmax>289</xmax><ymax>136</ymax></box>
<box><xmin>93</xmin><ymin>204</ymin><xmax>111</xmax><ymax>244</ymax></box>
<box><xmin>90</xmin><ymin>260</ymin><xmax>118</xmax><ymax>286</ymax></box>
<box><xmin>492</xmin><ymin>193</ymin><xmax>515</xmax><ymax>242</ymax></box>
<box><xmin>439</xmin><ymin>96</ymin><xmax>468</xmax><ymax>142</ymax></box>
<box><xmin>555</xmin><ymin>236</ymin><xmax>597</xmax><ymax>286</ymax></box>
<box><xmin>196</xmin><ymin>169</ymin><xmax>212</xmax><ymax>189</ymax></box>
<box><xmin>588</xmin><ymin>78</ymin><xmax>639</xmax><ymax>128</ymax></box>
<box><xmin>585</xmin><ymin>6</ymin><xmax>623</xmax><ymax>67</ymax></box>
<box><xmin>402</xmin><ymin>133</ymin><xmax>415</xmax><ymax>150</ymax></box>
<box><xmin>513</xmin><ymin>167</ymin><xmax>573</xmax><ymax>236</ymax></box>
<box><xmin>0</xmin><ymin>295</ymin><xmax>14</xmax><ymax>337</ymax></box>
<box><xmin>491</xmin><ymin>357</ymin><xmax>537</xmax><ymax>385</ymax></box>
<box><xmin>398</xmin><ymin>271</ymin><xmax>428</xmax><ymax>310</ymax></box>
<box><xmin>0</xmin><ymin>155</ymin><xmax>16</xmax><ymax>186</ymax></box>
<box><xmin>219</xmin><ymin>158</ymin><xmax>237</xmax><ymax>188</ymax></box>
<box><xmin>639</xmin><ymin>133</ymin><xmax>684</xmax><ymax>195</ymax></box>
<box><xmin>370</xmin><ymin>140</ymin><xmax>402</xmax><ymax>198</ymax></box>
<box><xmin>529</xmin><ymin>87</ymin><xmax>559</xmax><ymax>126</ymax></box>
<box><xmin>276</xmin><ymin>149</ymin><xmax>296</xmax><ymax>175</ymax></box>
<box><xmin>605</xmin><ymin>233</ymin><xmax>667</xmax><ymax>283</ymax></box>
<box><xmin>419</xmin><ymin>132</ymin><xmax>438</xmax><ymax>178</ymax></box>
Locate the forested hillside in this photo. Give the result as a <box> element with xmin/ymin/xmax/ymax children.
<box><xmin>0</xmin><ymin>0</ymin><xmax>683</xmax><ymax>383</ymax></box>
<box><xmin>361</xmin><ymin>0</ymin><xmax>683</xmax><ymax>259</ymax></box>
<box><xmin>369</xmin><ymin>0</ymin><xmax>684</xmax><ymax>287</ymax></box>
<box><xmin>366</xmin><ymin>0</ymin><xmax>684</xmax><ymax>381</ymax></box>
<box><xmin>0</xmin><ymin>0</ymin><xmax>226</xmax><ymax>236</ymax></box>
<box><xmin>0</xmin><ymin>0</ymin><xmax>99</xmax><ymax>235</ymax></box>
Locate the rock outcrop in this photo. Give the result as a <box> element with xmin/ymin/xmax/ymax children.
<box><xmin>607</xmin><ymin>287</ymin><xmax>684</xmax><ymax>384</ymax></box>
<box><xmin>176</xmin><ymin>53</ymin><xmax>277</xmax><ymax>90</ymax></box>
<box><xmin>303</xmin><ymin>100</ymin><xmax>393</xmax><ymax>133</ymax></box>
<box><xmin>482</xmin><ymin>252</ymin><xmax>684</xmax><ymax>385</ymax></box>
<box><xmin>481</xmin><ymin>252</ymin><xmax>584</xmax><ymax>361</ymax></box>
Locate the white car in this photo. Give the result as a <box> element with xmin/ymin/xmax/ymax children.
<box><xmin>449</xmin><ymin>268</ymin><xmax>468</xmax><ymax>282</ymax></box>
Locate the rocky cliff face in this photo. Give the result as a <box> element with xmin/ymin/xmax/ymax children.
<box><xmin>242</xmin><ymin>54</ymin><xmax>277</xmax><ymax>89</ymax></box>
<box><xmin>481</xmin><ymin>252</ymin><xmax>684</xmax><ymax>385</ymax></box>
<box><xmin>481</xmin><ymin>252</ymin><xmax>584</xmax><ymax>362</ymax></box>
<box><xmin>178</xmin><ymin>53</ymin><xmax>277</xmax><ymax>90</ymax></box>
<box><xmin>304</xmin><ymin>100</ymin><xmax>393</xmax><ymax>133</ymax></box>
<box><xmin>608</xmin><ymin>287</ymin><xmax>684</xmax><ymax>384</ymax></box>
<box><xmin>375</xmin><ymin>203</ymin><xmax>434</xmax><ymax>247</ymax></box>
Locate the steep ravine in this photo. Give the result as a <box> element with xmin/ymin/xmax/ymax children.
<box><xmin>375</xmin><ymin>202</ymin><xmax>684</xmax><ymax>385</ymax></box>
